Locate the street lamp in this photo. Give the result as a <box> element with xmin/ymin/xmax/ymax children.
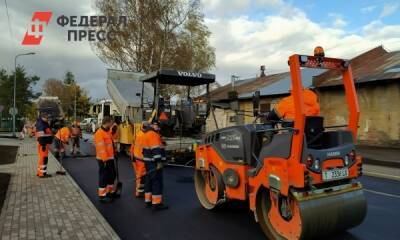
<box><xmin>13</xmin><ymin>52</ymin><xmax>35</xmax><ymax>137</ymax></box>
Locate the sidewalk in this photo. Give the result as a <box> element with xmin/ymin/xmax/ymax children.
<box><xmin>0</xmin><ymin>138</ymin><xmax>120</xmax><ymax>240</ymax></box>
<box><xmin>357</xmin><ymin>145</ymin><xmax>400</xmax><ymax>168</ymax></box>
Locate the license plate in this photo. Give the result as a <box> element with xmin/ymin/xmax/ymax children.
<box><xmin>322</xmin><ymin>168</ymin><xmax>349</xmax><ymax>181</ymax></box>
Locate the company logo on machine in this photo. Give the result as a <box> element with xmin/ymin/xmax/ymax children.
<box><xmin>177</xmin><ymin>71</ymin><xmax>202</xmax><ymax>78</ymax></box>
<box><xmin>327</xmin><ymin>151</ymin><xmax>341</xmax><ymax>157</ymax></box>
<box><xmin>21</xmin><ymin>12</ymin><xmax>53</xmax><ymax>45</ymax></box>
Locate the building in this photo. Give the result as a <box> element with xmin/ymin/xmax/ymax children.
<box><xmin>314</xmin><ymin>46</ymin><xmax>400</xmax><ymax>148</ymax></box>
<box><xmin>206</xmin><ymin>68</ymin><xmax>324</xmax><ymax>128</ymax></box>
<box><xmin>206</xmin><ymin>46</ymin><xmax>400</xmax><ymax>148</ymax></box>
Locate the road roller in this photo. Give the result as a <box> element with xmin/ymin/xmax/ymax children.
<box><xmin>194</xmin><ymin>48</ymin><xmax>367</xmax><ymax>239</ymax></box>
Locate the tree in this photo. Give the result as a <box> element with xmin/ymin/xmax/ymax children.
<box><xmin>92</xmin><ymin>0</ymin><xmax>215</xmax><ymax>75</ymax></box>
<box><xmin>64</xmin><ymin>71</ymin><xmax>76</xmax><ymax>85</ymax></box>
<box><xmin>0</xmin><ymin>66</ymin><xmax>39</xmax><ymax>119</ymax></box>
<box><xmin>42</xmin><ymin>77</ymin><xmax>91</xmax><ymax>119</ymax></box>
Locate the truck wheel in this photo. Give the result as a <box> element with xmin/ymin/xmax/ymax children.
<box><xmin>194</xmin><ymin>166</ymin><xmax>224</xmax><ymax>210</ymax></box>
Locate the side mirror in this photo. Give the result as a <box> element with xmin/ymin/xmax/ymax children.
<box><xmin>253</xmin><ymin>91</ymin><xmax>260</xmax><ymax>117</ymax></box>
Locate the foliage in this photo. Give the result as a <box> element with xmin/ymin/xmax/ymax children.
<box><xmin>92</xmin><ymin>0</ymin><xmax>216</xmax><ymax>98</ymax></box>
<box><xmin>42</xmin><ymin>72</ymin><xmax>91</xmax><ymax>119</ymax></box>
<box><xmin>0</xmin><ymin>66</ymin><xmax>39</xmax><ymax>118</ymax></box>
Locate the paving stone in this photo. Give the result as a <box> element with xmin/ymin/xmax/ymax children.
<box><xmin>0</xmin><ymin>138</ymin><xmax>119</xmax><ymax>240</ymax></box>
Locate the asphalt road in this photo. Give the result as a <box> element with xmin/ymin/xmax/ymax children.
<box><xmin>59</xmin><ymin>138</ymin><xmax>400</xmax><ymax>240</ymax></box>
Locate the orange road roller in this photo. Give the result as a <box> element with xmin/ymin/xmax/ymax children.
<box><xmin>194</xmin><ymin>48</ymin><xmax>367</xmax><ymax>239</ymax></box>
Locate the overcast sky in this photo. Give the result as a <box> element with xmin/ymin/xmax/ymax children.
<box><xmin>1</xmin><ymin>0</ymin><xmax>399</xmax><ymax>99</ymax></box>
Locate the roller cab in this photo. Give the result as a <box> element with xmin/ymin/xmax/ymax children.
<box><xmin>194</xmin><ymin>47</ymin><xmax>367</xmax><ymax>240</ymax></box>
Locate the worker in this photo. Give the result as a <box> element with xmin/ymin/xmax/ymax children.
<box><xmin>130</xmin><ymin>122</ymin><xmax>148</xmax><ymax>197</ymax></box>
<box><xmin>142</xmin><ymin>120</ymin><xmax>168</xmax><ymax>211</ymax></box>
<box><xmin>54</xmin><ymin>123</ymin><xmax>71</xmax><ymax>160</ymax></box>
<box><xmin>35</xmin><ymin>113</ymin><xmax>53</xmax><ymax>178</ymax></box>
<box><xmin>94</xmin><ymin>116</ymin><xmax>117</xmax><ymax>203</ymax></box>
<box><xmin>71</xmin><ymin>121</ymin><xmax>82</xmax><ymax>155</ymax></box>
<box><xmin>266</xmin><ymin>88</ymin><xmax>320</xmax><ymax>121</ymax></box>
<box><xmin>111</xmin><ymin>119</ymin><xmax>120</xmax><ymax>155</ymax></box>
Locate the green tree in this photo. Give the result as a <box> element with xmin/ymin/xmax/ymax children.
<box><xmin>0</xmin><ymin>66</ymin><xmax>39</xmax><ymax>119</ymax></box>
<box><xmin>64</xmin><ymin>71</ymin><xmax>75</xmax><ymax>85</ymax></box>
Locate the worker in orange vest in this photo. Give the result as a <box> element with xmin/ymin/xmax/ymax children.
<box><xmin>142</xmin><ymin>120</ymin><xmax>168</xmax><ymax>211</ymax></box>
<box><xmin>266</xmin><ymin>88</ymin><xmax>320</xmax><ymax>121</ymax></box>
<box><xmin>54</xmin><ymin>122</ymin><xmax>71</xmax><ymax>160</ymax></box>
<box><xmin>130</xmin><ymin>122</ymin><xmax>148</xmax><ymax>198</ymax></box>
<box><xmin>35</xmin><ymin>112</ymin><xmax>53</xmax><ymax>178</ymax></box>
<box><xmin>111</xmin><ymin>120</ymin><xmax>120</xmax><ymax>155</ymax></box>
<box><xmin>94</xmin><ymin>116</ymin><xmax>117</xmax><ymax>203</ymax></box>
<box><xmin>70</xmin><ymin>121</ymin><xmax>82</xmax><ymax>155</ymax></box>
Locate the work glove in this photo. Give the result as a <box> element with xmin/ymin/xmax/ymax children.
<box><xmin>156</xmin><ymin>162</ymin><xmax>164</xmax><ymax>170</ymax></box>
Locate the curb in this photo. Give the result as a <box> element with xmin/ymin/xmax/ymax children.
<box><xmin>363</xmin><ymin>157</ymin><xmax>400</xmax><ymax>169</ymax></box>
<box><xmin>363</xmin><ymin>170</ymin><xmax>400</xmax><ymax>181</ymax></box>
<box><xmin>48</xmin><ymin>152</ymin><xmax>121</xmax><ymax>240</ymax></box>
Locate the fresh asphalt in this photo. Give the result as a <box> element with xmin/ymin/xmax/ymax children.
<box><xmin>59</xmin><ymin>137</ymin><xmax>400</xmax><ymax>240</ymax></box>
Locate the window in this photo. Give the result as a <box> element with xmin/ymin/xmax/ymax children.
<box><xmin>260</xmin><ymin>103</ymin><xmax>271</xmax><ymax>113</ymax></box>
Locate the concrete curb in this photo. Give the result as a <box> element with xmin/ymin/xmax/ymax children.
<box><xmin>363</xmin><ymin>164</ymin><xmax>400</xmax><ymax>182</ymax></box>
<box><xmin>48</xmin><ymin>152</ymin><xmax>121</xmax><ymax>240</ymax></box>
<box><xmin>364</xmin><ymin>171</ymin><xmax>400</xmax><ymax>181</ymax></box>
<box><xmin>363</xmin><ymin>157</ymin><xmax>400</xmax><ymax>169</ymax></box>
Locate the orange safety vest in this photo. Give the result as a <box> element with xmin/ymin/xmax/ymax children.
<box><xmin>111</xmin><ymin>123</ymin><xmax>120</xmax><ymax>142</ymax></box>
<box><xmin>55</xmin><ymin>127</ymin><xmax>71</xmax><ymax>143</ymax></box>
<box><xmin>159</xmin><ymin>112</ymin><xmax>168</xmax><ymax>121</ymax></box>
<box><xmin>131</xmin><ymin>130</ymin><xmax>145</xmax><ymax>160</ymax></box>
<box><xmin>276</xmin><ymin>89</ymin><xmax>320</xmax><ymax>119</ymax></box>
<box><xmin>142</xmin><ymin>130</ymin><xmax>163</xmax><ymax>162</ymax></box>
<box><xmin>94</xmin><ymin>127</ymin><xmax>114</xmax><ymax>161</ymax></box>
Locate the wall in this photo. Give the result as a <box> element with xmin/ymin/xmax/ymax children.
<box><xmin>318</xmin><ymin>81</ymin><xmax>400</xmax><ymax>148</ymax></box>
<box><xmin>239</xmin><ymin>97</ymin><xmax>282</xmax><ymax>124</ymax></box>
<box><xmin>205</xmin><ymin>108</ymin><xmax>237</xmax><ymax>132</ymax></box>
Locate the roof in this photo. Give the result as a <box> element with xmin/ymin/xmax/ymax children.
<box><xmin>207</xmin><ymin>76</ymin><xmax>260</xmax><ymax>101</ymax></box>
<box><xmin>314</xmin><ymin>46</ymin><xmax>400</xmax><ymax>88</ymax></box>
<box><xmin>106</xmin><ymin>69</ymin><xmax>154</xmax><ymax>114</ymax></box>
<box><xmin>239</xmin><ymin>68</ymin><xmax>325</xmax><ymax>99</ymax></box>
<box><xmin>140</xmin><ymin>69</ymin><xmax>215</xmax><ymax>86</ymax></box>
<box><xmin>208</xmin><ymin>69</ymin><xmax>325</xmax><ymax>101</ymax></box>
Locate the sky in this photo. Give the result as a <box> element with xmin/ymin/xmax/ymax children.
<box><xmin>0</xmin><ymin>0</ymin><xmax>399</xmax><ymax>99</ymax></box>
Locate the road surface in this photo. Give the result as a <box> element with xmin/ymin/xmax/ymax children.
<box><xmin>59</xmin><ymin>138</ymin><xmax>400</xmax><ymax>240</ymax></box>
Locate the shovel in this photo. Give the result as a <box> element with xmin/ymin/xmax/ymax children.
<box><xmin>113</xmin><ymin>155</ymin><xmax>123</xmax><ymax>197</ymax></box>
<box><xmin>113</xmin><ymin>141</ymin><xmax>123</xmax><ymax>197</ymax></box>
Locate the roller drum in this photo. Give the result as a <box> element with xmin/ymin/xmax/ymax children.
<box><xmin>298</xmin><ymin>188</ymin><xmax>367</xmax><ymax>239</ymax></box>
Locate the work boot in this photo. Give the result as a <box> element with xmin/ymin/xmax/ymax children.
<box><xmin>99</xmin><ymin>196</ymin><xmax>113</xmax><ymax>203</ymax></box>
<box><xmin>109</xmin><ymin>192</ymin><xmax>121</xmax><ymax>199</ymax></box>
<box><xmin>152</xmin><ymin>204</ymin><xmax>169</xmax><ymax>211</ymax></box>
<box><xmin>38</xmin><ymin>174</ymin><xmax>52</xmax><ymax>178</ymax></box>
<box><xmin>145</xmin><ymin>202</ymin><xmax>152</xmax><ymax>208</ymax></box>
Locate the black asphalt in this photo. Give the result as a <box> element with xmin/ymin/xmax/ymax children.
<box><xmin>59</xmin><ymin>140</ymin><xmax>400</xmax><ymax>240</ymax></box>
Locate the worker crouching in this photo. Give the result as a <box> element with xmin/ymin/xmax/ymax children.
<box><xmin>70</xmin><ymin>121</ymin><xmax>82</xmax><ymax>155</ymax></box>
<box><xmin>54</xmin><ymin>122</ymin><xmax>71</xmax><ymax>160</ymax></box>
<box><xmin>142</xmin><ymin>120</ymin><xmax>168</xmax><ymax>211</ymax></box>
<box><xmin>94</xmin><ymin>116</ymin><xmax>118</xmax><ymax>203</ymax></box>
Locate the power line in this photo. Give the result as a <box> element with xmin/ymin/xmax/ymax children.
<box><xmin>4</xmin><ymin>0</ymin><xmax>16</xmax><ymax>58</ymax></box>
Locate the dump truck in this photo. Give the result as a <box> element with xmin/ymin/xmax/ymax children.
<box><xmin>194</xmin><ymin>48</ymin><xmax>367</xmax><ymax>239</ymax></box>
